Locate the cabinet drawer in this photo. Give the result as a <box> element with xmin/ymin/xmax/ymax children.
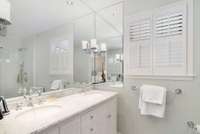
<box><xmin>81</xmin><ymin>105</ymin><xmax>105</xmax><ymax>134</ymax></box>
<box><xmin>81</xmin><ymin>98</ymin><xmax>117</xmax><ymax>134</ymax></box>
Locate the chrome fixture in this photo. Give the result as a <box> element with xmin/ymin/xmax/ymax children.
<box><xmin>66</xmin><ymin>0</ymin><xmax>74</xmax><ymax>6</ymax></box>
<box><xmin>81</xmin><ymin>13</ymin><xmax>107</xmax><ymax>54</ymax></box>
<box><xmin>0</xmin><ymin>0</ymin><xmax>12</xmax><ymax>36</ymax></box>
<box><xmin>187</xmin><ymin>121</ymin><xmax>197</xmax><ymax>130</ymax></box>
<box><xmin>23</xmin><ymin>87</ymin><xmax>45</xmax><ymax>107</ymax></box>
<box><xmin>81</xmin><ymin>13</ymin><xmax>107</xmax><ymax>84</ymax></box>
<box><xmin>31</xmin><ymin>87</ymin><xmax>44</xmax><ymax>104</ymax></box>
<box><xmin>15</xmin><ymin>102</ymin><xmax>23</xmax><ymax>111</ymax></box>
<box><xmin>23</xmin><ymin>89</ymin><xmax>34</xmax><ymax>107</ymax></box>
<box><xmin>24</xmin><ymin>95</ymin><xmax>34</xmax><ymax>107</ymax></box>
<box><xmin>131</xmin><ymin>86</ymin><xmax>183</xmax><ymax>95</ymax></box>
<box><xmin>0</xmin><ymin>96</ymin><xmax>9</xmax><ymax>120</ymax></box>
<box><xmin>0</xmin><ymin>0</ymin><xmax>11</xmax><ymax>25</ymax></box>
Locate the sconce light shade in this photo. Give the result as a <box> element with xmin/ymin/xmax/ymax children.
<box><xmin>90</xmin><ymin>39</ymin><xmax>98</xmax><ymax>49</ymax></box>
<box><xmin>100</xmin><ymin>43</ymin><xmax>107</xmax><ymax>52</ymax></box>
<box><xmin>82</xmin><ymin>40</ymin><xmax>88</xmax><ymax>50</ymax></box>
<box><xmin>0</xmin><ymin>0</ymin><xmax>11</xmax><ymax>25</ymax></box>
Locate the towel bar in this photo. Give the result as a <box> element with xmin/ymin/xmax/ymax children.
<box><xmin>131</xmin><ymin>86</ymin><xmax>182</xmax><ymax>95</ymax></box>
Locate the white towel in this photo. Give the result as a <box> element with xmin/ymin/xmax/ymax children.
<box><xmin>139</xmin><ymin>85</ymin><xmax>167</xmax><ymax>118</ymax></box>
<box><xmin>142</xmin><ymin>85</ymin><xmax>166</xmax><ymax>104</ymax></box>
<box><xmin>50</xmin><ymin>80</ymin><xmax>64</xmax><ymax>90</ymax></box>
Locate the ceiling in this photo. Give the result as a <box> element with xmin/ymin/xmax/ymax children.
<box><xmin>7</xmin><ymin>0</ymin><xmax>123</xmax><ymax>39</ymax></box>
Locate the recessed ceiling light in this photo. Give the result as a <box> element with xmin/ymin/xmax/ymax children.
<box><xmin>66</xmin><ymin>0</ymin><xmax>74</xmax><ymax>6</ymax></box>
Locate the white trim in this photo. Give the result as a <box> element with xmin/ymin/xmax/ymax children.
<box><xmin>125</xmin><ymin>74</ymin><xmax>195</xmax><ymax>80</ymax></box>
<box><xmin>186</xmin><ymin>0</ymin><xmax>194</xmax><ymax>76</ymax></box>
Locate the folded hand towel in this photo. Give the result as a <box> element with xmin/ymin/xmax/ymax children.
<box><xmin>142</xmin><ymin>85</ymin><xmax>166</xmax><ymax>105</ymax></box>
<box><xmin>139</xmin><ymin>85</ymin><xmax>167</xmax><ymax>118</ymax></box>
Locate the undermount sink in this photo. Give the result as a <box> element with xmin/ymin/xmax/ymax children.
<box><xmin>15</xmin><ymin>105</ymin><xmax>62</xmax><ymax>122</ymax></box>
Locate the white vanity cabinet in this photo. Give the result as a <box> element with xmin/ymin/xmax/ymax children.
<box><xmin>39</xmin><ymin>116</ymin><xmax>80</xmax><ymax>134</ymax></box>
<box><xmin>103</xmin><ymin>98</ymin><xmax>117</xmax><ymax>134</ymax></box>
<box><xmin>81</xmin><ymin>98</ymin><xmax>117</xmax><ymax>134</ymax></box>
<box><xmin>81</xmin><ymin>104</ymin><xmax>105</xmax><ymax>134</ymax></box>
<box><xmin>38</xmin><ymin>97</ymin><xmax>117</xmax><ymax>134</ymax></box>
<box><xmin>59</xmin><ymin>116</ymin><xmax>81</xmax><ymax>134</ymax></box>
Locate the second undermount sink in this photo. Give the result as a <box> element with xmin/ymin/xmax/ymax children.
<box><xmin>15</xmin><ymin>105</ymin><xmax>62</xmax><ymax>122</ymax></box>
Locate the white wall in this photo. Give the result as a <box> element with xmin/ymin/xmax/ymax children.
<box><xmin>125</xmin><ymin>0</ymin><xmax>182</xmax><ymax>15</ymax></box>
<box><xmin>109</xmin><ymin>0</ymin><xmax>200</xmax><ymax>134</ymax></box>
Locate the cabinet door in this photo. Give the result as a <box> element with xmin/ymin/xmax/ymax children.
<box><xmin>81</xmin><ymin>105</ymin><xmax>105</xmax><ymax>134</ymax></box>
<box><xmin>103</xmin><ymin>98</ymin><xmax>117</xmax><ymax>134</ymax></box>
<box><xmin>60</xmin><ymin>116</ymin><xmax>81</xmax><ymax>134</ymax></box>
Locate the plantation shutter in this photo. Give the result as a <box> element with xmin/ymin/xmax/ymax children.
<box><xmin>153</xmin><ymin>2</ymin><xmax>187</xmax><ymax>75</ymax></box>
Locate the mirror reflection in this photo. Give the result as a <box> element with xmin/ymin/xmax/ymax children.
<box><xmin>0</xmin><ymin>0</ymin><xmax>123</xmax><ymax>98</ymax></box>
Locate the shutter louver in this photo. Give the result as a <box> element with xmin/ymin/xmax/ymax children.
<box><xmin>155</xmin><ymin>13</ymin><xmax>184</xmax><ymax>37</ymax></box>
<box><xmin>129</xmin><ymin>19</ymin><xmax>151</xmax><ymax>41</ymax></box>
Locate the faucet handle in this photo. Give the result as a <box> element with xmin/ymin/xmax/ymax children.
<box><xmin>0</xmin><ymin>108</ymin><xmax>3</xmax><ymax>120</ymax></box>
<box><xmin>0</xmin><ymin>96</ymin><xmax>9</xmax><ymax>114</ymax></box>
<box><xmin>37</xmin><ymin>90</ymin><xmax>42</xmax><ymax>96</ymax></box>
<box><xmin>16</xmin><ymin>102</ymin><xmax>23</xmax><ymax>111</ymax></box>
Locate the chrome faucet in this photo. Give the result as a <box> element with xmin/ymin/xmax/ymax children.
<box><xmin>23</xmin><ymin>87</ymin><xmax>44</xmax><ymax>106</ymax></box>
<box><xmin>23</xmin><ymin>89</ymin><xmax>34</xmax><ymax>107</ymax></box>
<box><xmin>0</xmin><ymin>96</ymin><xmax>9</xmax><ymax>120</ymax></box>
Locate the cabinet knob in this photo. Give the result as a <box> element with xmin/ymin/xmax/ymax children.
<box><xmin>90</xmin><ymin>115</ymin><xmax>94</xmax><ymax>119</ymax></box>
<box><xmin>107</xmin><ymin>114</ymin><xmax>112</xmax><ymax>118</ymax></box>
<box><xmin>90</xmin><ymin>128</ymin><xmax>94</xmax><ymax>132</ymax></box>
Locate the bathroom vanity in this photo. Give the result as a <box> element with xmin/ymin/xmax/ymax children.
<box><xmin>0</xmin><ymin>90</ymin><xmax>117</xmax><ymax>134</ymax></box>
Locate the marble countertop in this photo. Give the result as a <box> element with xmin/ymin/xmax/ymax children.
<box><xmin>0</xmin><ymin>90</ymin><xmax>118</xmax><ymax>134</ymax></box>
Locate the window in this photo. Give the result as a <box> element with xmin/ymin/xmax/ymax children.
<box><xmin>125</xmin><ymin>1</ymin><xmax>194</xmax><ymax>79</ymax></box>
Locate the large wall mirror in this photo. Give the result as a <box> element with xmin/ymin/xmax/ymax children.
<box><xmin>0</xmin><ymin>0</ymin><xmax>124</xmax><ymax>99</ymax></box>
